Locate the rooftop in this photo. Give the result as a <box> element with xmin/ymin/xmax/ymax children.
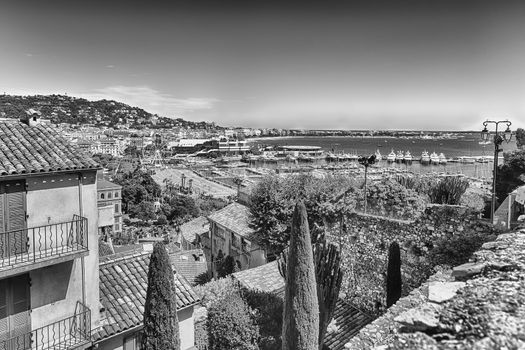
<box><xmin>97</xmin><ymin>178</ymin><xmax>122</xmax><ymax>191</ymax></box>
<box><xmin>232</xmin><ymin>260</ymin><xmax>284</xmax><ymax>294</ymax></box>
<box><xmin>180</xmin><ymin>216</ymin><xmax>209</xmax><ymax>244</ymax></box>
<box><xmin>0</xmin><ymin>120</ymin><xmax>99</xmax><ymax>177</ymax></box>
<box><xmin>94</xmin><ymin>250</ymin><xmax>200</xmax><ymax>342</ymax></box>
<box><xmin>207</xmin><ymin>202</ymin><xmax>254</xmax><ymax>238</ymax></box>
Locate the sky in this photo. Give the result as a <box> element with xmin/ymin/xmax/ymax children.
<box><xmin>1</xmin><ymin>0</ymin><xmax>525</xmax><ymax>130</ymax></box>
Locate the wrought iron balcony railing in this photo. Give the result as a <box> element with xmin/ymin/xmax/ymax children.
<box><xmin>0</xmin><ymin>215</ymin><xmax>88</xmax><ymax>271</ymax></box>
<box><xmin>0</xmin><ymin>302</ymin><xmax>91</xmax><ymax>350</ymax></box>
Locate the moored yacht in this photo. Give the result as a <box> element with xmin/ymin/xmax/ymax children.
<box><xmin>387</xmin><ymin>149</ymin><xmax>396</xmax><ymax>163</ymax></box>
<box><xmin>438</xmin><ymin>153</ymin><xmax>447</xmax><ymax>165</ymax></box>
<box><xmin>375</xmin><ymin>149</ymin><xmax>382</xmax><ymax>161</ymax></box>
<box><xmin>430</xmin><ymin>152</ymin><xmax>440</xmax><ymax>165</ymax></box>
<box><xmin>403</xmin><ymin>151</ymin><xmax>413</xmax><ymax>164</ymax></box>
<box><xmin>396</xmin><ymin>150</ymin><xmax>404</xmax><ymax>163</ymax></box>
<box><xmin>420</xmin><ymin>151</ymin><xmax>430</xmax><ymax>165</ymax></box>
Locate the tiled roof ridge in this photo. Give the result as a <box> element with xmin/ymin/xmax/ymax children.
<box><xmin>99</xmin><ymin>250</ymin><xmax>150</xmax><ymax>266</ymax></box>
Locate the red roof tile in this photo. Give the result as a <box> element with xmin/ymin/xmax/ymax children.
<box><xmin>232</xmin><ymin>261</ymin><xmax>284</xmax><ymax>294</ymax></box>
<box><xmin>207</xmin><ymin>202</ymin><xmax>253</xmax><ymax>238</ymax></box>
<box><xmin>0</xmin><ymin>120</ymin><xmax>99</xmax><ymax>177</ymax></box>
<box><xmin>94</xmin><ymin>251</ymin><xmax>200</xmax><ymax>341</ymax></box>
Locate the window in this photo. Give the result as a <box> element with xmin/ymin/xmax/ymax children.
<box><xmin>114</xmin><ymin>223</ymin><xmax>120</xmax><ymax>231</ymax></box>
<box><xmin>107</xmin><ymin>192</ymin><xmax>112</xmax><ymax>199</ymax></box>
<box><xmin>114</xmin><ymin>203</ymin><xmax>120</xmax><ymax>214</ymax></box>
<box><xmin>123</xmin><ymin>334</ymin><xmax>139</xmax><ymax>350</ymax></box>
<box><xmin>114</xmin><ymin>191</ymin><xmax>119</xmax><ymax>198</ymax></box>
<box><xmin>100</xmin><ymin>193</ymin><xmax>105</xmax><ymax>199</ymax></box>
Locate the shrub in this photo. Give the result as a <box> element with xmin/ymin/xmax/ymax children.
<box><xmin>428</xmin><ymin>232</ymin><xmax>496</xmax><ymax>267</ymax></box>
<box><xmin>194</xmin><ymin>277</ymin><xmax>240</xmax><ymax>309</ymax></box>
<box><xmin>428</xmin><ymin>176</ymin><xmax>469</xmax><ymax>205</ymax></box>
<box><xmin>386</xmin><ymin>242</ymin><xmax>402</xmax><ymax>308</ymax></box>
<box><xmin>244</xmin><ymin>290</ymin><xmax>283</xmax><ymax>350</ymax></box>
<box><xmin>282</xmin><ymin>202</ymin><xmax>319</xmax><ymax>350</ymax></box>
<box><xmin>142</xmin><ymin>243</ymin><xmax>180</xmax><ymax>350</ymax></box>
<box><xmin>207</xmin><ymin>291</ymin><xmax>260</xmax><ymax>350</ymax></box>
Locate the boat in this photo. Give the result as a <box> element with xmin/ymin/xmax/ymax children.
<box><xmin>386</xmin><ymin>150</ymin><xmax>396</xmax><ymax>163</ymax></box>
<box><xmin>476</xmin><ymin>157</ymin><xmax>489</xmax><ymax>163</ymax></box>
<box><xmin>438</xmin><ymin>153</ymin><xmax>447</xmax><ymax>165</ymax></box>
<box><xmin>374</xmin><ymin>149</ymin><xmax>382</xmax><ymax>160</ymax></box>
<box><xmin>420</xmin><ymin>151</ymin><xmax>430</xmax><ymax>165</ymax></box>
<box><xmin>403</xmin><ymin>151</ymin><xmax>413</xmax><ymax>164</ymax></box>
<box><xmin>430</xmin><ymin>152</ymin><xmax>440</xmax><ymax>165</ymax></box>
<box><xmin>459</xmin><ymin>157</ymin><xmax>475</xmax><ymax>164</ymax></box>
<box><xmin>395</xmin><ymin>150</ymin><xmax>404</xmax><ymax>163</ymax></box>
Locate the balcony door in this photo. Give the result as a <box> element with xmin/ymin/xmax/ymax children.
<box><xmin>0</xmin><ymin>181</ymin><xmax>27</xmax><ymax>259</ymax></box>
<box><xmin>0</xmin><ymin>274</ymin><xmax>31</xmax><ymax>349</ymax></box>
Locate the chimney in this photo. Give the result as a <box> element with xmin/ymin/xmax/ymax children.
<box><xmin>21</xmin><ymin>109</ymin><xmax>42</xmax><ymax>126</ymax></box>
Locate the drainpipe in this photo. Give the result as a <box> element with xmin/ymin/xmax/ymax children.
<box><xmin>78</xmin><ymin>173</ymin><xmax>87</xmax><ymax>308</ymax></box>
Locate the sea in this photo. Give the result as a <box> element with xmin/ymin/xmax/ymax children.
<box><xmin>246</xmin><ymin>134</ymin><xmax>518</xmax><ymax>180</ymax></box>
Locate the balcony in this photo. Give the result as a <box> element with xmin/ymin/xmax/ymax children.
<box><xmin>0</xmin><ymin>216</ymin><xmax>88</xmax><ymax>278</ymax></box>
<box><xmin>0</xmin><ymin>302</ymin><xmax>91</xmax><ymax>350</ymax></box>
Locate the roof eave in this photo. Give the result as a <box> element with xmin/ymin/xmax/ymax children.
<box><xmin>0</xmin><ymin>167</ymin><xmax>102</xmax><ymax>182</ymax></box>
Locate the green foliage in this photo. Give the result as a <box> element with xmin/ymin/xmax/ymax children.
<box><xmin>196</xmin><ymin>195</ymin><xmax>228</xmax><ymax>216</ymax></box>
<box><xmin>207</xmin><ymin>291</ymin><xmax>260</xmax><ymax>350</ymax></box>
<box><xmin>496</xmin><ymin>150</ymin><xmax>525</xmax><ymax>204</ymax></box>
<box><xmin>428</xmin><ymin>176</ymin><xmax>469</xmax><ymax>205</ymax></box>
<box><xmin>363</xmin><ymin>179</ymin><xmax>426</xmax><ymax>219</ymax></box>
<box><xmin>128</xmin><ymin>201</ymin><xmax>157</xmax><ymax>222</ymax></box>
<box><xmin>217</xmin><ymin>255</ymin><xmax>238</xmax><ymax>278</ymax></box>
<box><xmin>142</xmin><ymin>243</ymin><xmax>180</xmax><ymax>350</ymax></box>
<box><xmin>114</xmin><ymin>168</ymin><xmax>161</xmax><ymax>212</ymax></box>
<box><xmin>160</xmin><ymin>194</ymin><xmax>200</xmax><ymax>222</ymax></box>
<box><xmin>428</xmin><ymin>232</ymin><xmax>496</xmax><ymax>267</ymax></box>
<box><xmin>516</xmin><ymin>128</ymin><xmax>525</xmax><ymax>149</ymax></box>
<box><xmin>282</xmin><ymin>202</ymin><xmax>319</xmax><ymax>350</ymax></box>
<box><xmin>278</xmin><ymin>236</ymin><xmax>343</xmax><ymax>349</ymax></box>
<box><xmin>244</xmin><ymin>290</ymin><xmax>283</xmax><ymax>350</ymax></box>
<box><xmin>386</xmin><ymin>242</ymin><xmax>402</xmax><ymax>308</ymax></box>
<box><xmin>194</xmin><ymin>277</ymin><xmax>240</xmax><ymax>309</ymax></box>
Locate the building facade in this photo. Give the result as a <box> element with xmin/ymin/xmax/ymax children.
<box><xmin>0</xmin><ymin>119</ymin><xmax>101</xmax><ymax>349</ymax></box>
<box><xmin>97</xmin><ymin>180</ymin><xmax>123</xmax><ymax>235</ymax></box>
<box><xmin>204</xmin><ymin>202</ymin><xmax>266</xmax><ymax>276</ymax></box>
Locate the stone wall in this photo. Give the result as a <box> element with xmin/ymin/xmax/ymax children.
<box><xmin>334</xmin><ymin>205</ymin><xmax>498</xmax><ymax>314</ymax></box>
<box><xmin>345</xmin><ymin>229</ymin><xmax>525</xmax><ymax>349</ymax></box>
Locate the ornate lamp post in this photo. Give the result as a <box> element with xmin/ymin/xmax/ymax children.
<box><xmin>358</xmin><ymin>154</ymin><xmax>378</xmax><ymax>214</ymax></box>
<box><xmin>480</xmin><ymin>120</ymin><xmax>512</xmax><ymax>223</ymax></box>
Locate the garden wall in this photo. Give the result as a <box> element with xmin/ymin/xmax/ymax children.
<box><xmin>332</xmin><ymin>205</ymin><xmax>498</xmax><ymax>315</ymax></box>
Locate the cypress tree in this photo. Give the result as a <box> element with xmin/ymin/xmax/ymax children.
<box><xmin>386</xmin><ymin>241</ymin><xmax>402</xmax><ymax>308</ymax></box>
<box><xmin>282</xmin><ymin>201</ymin><xmax>319</xmax><ymax>350</ymax></box>
<box><xmin>142</xmin><ymin>242</ymin><xmax>181</xmax><ymax>350</ymax></box>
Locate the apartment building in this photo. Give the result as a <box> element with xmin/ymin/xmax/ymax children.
<box><xmin>204</xmin><ymin>202</ymin><xmax>266</xmax><ymax>276</ymax></box>
<box><xmin>0</xmin><ymin>118</ymin><xmax>101</xmax><ymax>349</ymax></box>
<box><xmin>97</xmin><ymin>180</ymin><xmax>122</xmax><ymax>236</ymax></box>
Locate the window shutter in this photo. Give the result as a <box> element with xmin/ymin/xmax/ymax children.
<box><xmin>5</xmin><ymin>182</ymin><xmax>27</xmax><ymax>255</ymax></box>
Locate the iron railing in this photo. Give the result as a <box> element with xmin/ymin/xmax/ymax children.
<box><xmin>0</xmin><ymin>302</ymin><xmax>91</xmax><ymax>350</ymax></box>
<box><xmin>0</xmin><ymin>216</ymin><xmax>88</xmax><ymax>269</ymax></box>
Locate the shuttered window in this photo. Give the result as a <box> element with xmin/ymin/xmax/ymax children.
<box><xmin>0</xmin><ymin>181</ymin><xmax>27</xmax><ymax>256</ymax></box>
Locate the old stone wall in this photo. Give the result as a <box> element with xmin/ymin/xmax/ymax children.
<box><xmin>334</xmin><ymin>205</ymin><xmax>497</xmax><ymax>314</ymax></box>
<box><xmin>345</xmin><ymin>229</ymin><xmax>525</xmax><ymax>349</ymax></box>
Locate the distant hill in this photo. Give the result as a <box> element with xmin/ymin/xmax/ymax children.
<box><xmin>0</xmin><ymin>94</ymin><xmax>220</xmax><ymax>130</ymax></box>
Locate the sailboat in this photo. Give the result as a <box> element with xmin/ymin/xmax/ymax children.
<box><xmin>396</xmin><ymin>150</ymin><xmax>404</xmax><ymax>163</ymax></box>
<box><xmin>374</xmin><ymin>149</ymin><xmax>382</xmax><ymax>161</ymax></box>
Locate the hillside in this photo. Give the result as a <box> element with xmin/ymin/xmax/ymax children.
<box><xmin>0</xmin><ymin>94</ymin><xmax>219</xmax><ymax>130</ymax></box>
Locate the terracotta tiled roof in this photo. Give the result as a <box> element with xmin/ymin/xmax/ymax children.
<box><xmin>180</xmin><ymin>216</ymin><xmax>209</xmax><ymax>244</ymax></box>
<box><xmin>323</xmin><ymin>300</ymin><xmax>374</xmax><ymax>350</ymax></box>
<box><xmin>232</xmin><ymin>261</ymin><xmax>284</xmax><ymax>294</ymax></box>
<box><xmin>0</xmin><ymin>120</ymin><xmax>99</xmax><ymax>177</ymax></box>
<box><xmin>170</xmin><ymin>249</ymin><xmax>208</xmax><ymax>285</ymax></box>
<box><xmin>94</xmin><ymin>251</ymin><xmax>200</xmax><ymax>341</ymax></box>
<box><xmin>232</xmin><ymin>261</ymin><xmax>373</xmax><ymax>349</ymax></box>
<box><xmin>97</xmin><ymin>179</ymin><xmax>122</xmax><ymax>190</ymax></box>
<box><xmin>207</xmin><ymin>202</ymin><xmax>254</xmax><ymax>238</ymax></box>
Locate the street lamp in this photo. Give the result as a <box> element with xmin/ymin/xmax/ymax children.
<box><xmin>358</xmin><ymin>154</ymin><xmax>377</xmax><ymax>214</ymax></box>
<box><xmin>481</xmin><ymin>120</ymin><xmax>512</xmax><ymax>223</ymax></box>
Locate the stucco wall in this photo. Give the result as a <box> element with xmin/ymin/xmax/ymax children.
<box><xmin>97</xmin><ymin>306</ymin><xmax>195</xmax><ymax>350</ymax></box>
<box><xmin>25</xmin><ymin>171</ymin><xmax>100</xmax><ymax>333</ymax></box>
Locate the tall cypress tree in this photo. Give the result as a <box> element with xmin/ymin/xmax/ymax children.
<box><xmin>386</xmin><ymin>241</ymin><xmax>402</xmax><ymax>308</ymax></box>
<box><xmin>282</xmin><ymin>201</ymin><xmax>319</xmax><ymax>350</ymax></box>
<box><xmin>142</xmin><ymin>242</ymin><xmax>181</xmax><ymax>350</ymax></box>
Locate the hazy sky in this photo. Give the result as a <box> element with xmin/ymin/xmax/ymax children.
<box><xmin>1</xmin><ymin>0</ymin><xmax>524</xmax><ymax>130</ymax></box>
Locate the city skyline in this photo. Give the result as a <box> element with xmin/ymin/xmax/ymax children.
<box><xmin>1</xmin><ymin>0</ymin><xmax>525</xmax><ymax>130</ymax></box>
